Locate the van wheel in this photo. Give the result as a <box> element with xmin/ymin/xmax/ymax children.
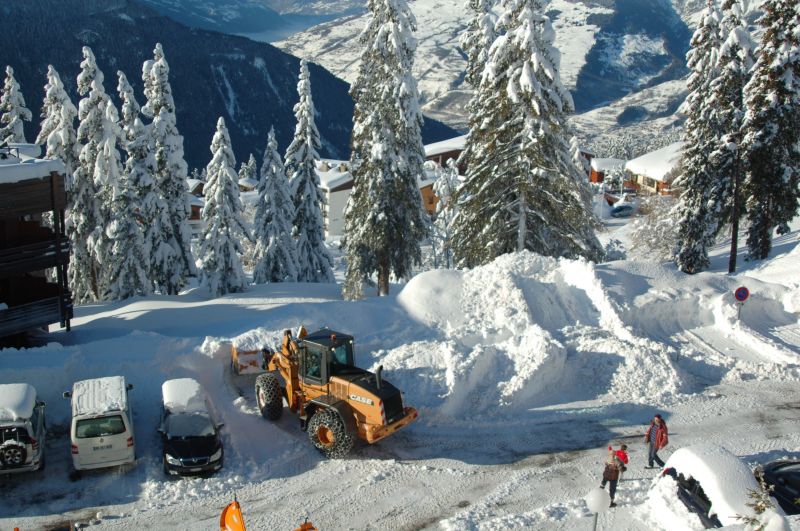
<box><xmin>0</xmin><ymin>441</ymin><xmax>27</xmax><ymax>467</ymax></box>
<box><xmin>255</xmin><ymin>373</ymin><xmax>283</xmax><ymax>420</ymax></box>
<box><xmin>307</xmin><ymin>409</ymin><xmax>353</xmax><ymax>459</ymax></box>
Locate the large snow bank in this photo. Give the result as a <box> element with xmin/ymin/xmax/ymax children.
<box><xmin>0</xmin><ymin>383</ymin><xmax>37</xmax><ymax>421</ymax></box>
<box><xmin>389</xmin><ymin>252</ymin><xmax>685</xmax><ymax>417</ymax></box>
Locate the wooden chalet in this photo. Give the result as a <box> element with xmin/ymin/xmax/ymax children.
<box><xmin>0</xmin><ymin>144</ymin><xmax>72</xmax><ymax>339</ymax></box>
<box><xmin>589</xmin><ymin>158</ymin><xmax>626</xmax><ymax>184</ymax></box>
<box><xmin>424</xmin><ymin>135</ymin><xmax>466</xmax><ymax>174</ymax></box>
<box><xmin>625</xmin><ymin>142</ymin><xmax>683</xmax><ymax>196</ymax></box>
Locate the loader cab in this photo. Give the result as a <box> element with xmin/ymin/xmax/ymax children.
<box><xmin>299</xmin><ymin>328</ymin><xmax>358</xmax><ymax>385</ymax></box>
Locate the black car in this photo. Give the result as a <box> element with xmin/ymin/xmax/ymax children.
<box><xmin>762</xmin><ymin>461</ymin><xmax>800</xmax><ymax>515</ymax></box>
<box><xmin>159</xmin><ymin>378</ymin><xmax>224</xmax><ymax>476</ymax></box>
<box><xmin>663</xmin><ymin>467</ymin><xmax>723</xmax><ymax>528</ymax></box>
<box><xmin>610</xmin><ymin>204</ymin><xmax>634</xmax><ymax>218</ymax></box>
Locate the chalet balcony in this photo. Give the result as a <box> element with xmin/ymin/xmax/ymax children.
<box><xmin>0</xmin><ymin>297</ymin><xmax>69</xmax><ymax>338</ymax></box>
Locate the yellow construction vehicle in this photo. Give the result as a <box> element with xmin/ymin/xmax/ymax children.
<box><xmin>252</xmin><ymin>326</ymin><xmax>418</xmax><ymax>457</ymax></box>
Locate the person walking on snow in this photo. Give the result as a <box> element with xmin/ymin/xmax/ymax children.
<box><xmin>615</xmin><ymin>444</ymin><xmax>629</xmax><ymax>478</ymax></box>
<box><xmin>600</xmin><ymin>446</ymin><xmax>625</xmax><ymax>507</ymax></box>
<box><xmin>644</xmin><ymin>414</ymin><xmax>668</xmax><ymax>468</ymax></box>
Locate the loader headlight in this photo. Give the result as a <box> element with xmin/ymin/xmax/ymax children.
<box><xmin>165</xmin><ymin>454</ymin><xmax>181</xmax><ymax>466</ymax></box>
<box><xmin>210</xmin><ymin>448</ymin><xmax>223</xmax><ymax>462</ymax></box>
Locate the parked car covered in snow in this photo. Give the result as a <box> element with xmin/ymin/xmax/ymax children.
<box><xmin>762</xmin><ymin>461</ymin><xmax>800</xmax><ymax>516</ymax></box>
<box><xmin>0</xmin><ymin>383</ymin><xmax>46</xmax><ymax>473</ymax></box>
<box><xmin>64</xmin><ymin>376</ymin><xmax>135</xmax><ymax>473</ymax></box>
<box><xmin>647</xmin><ymin>444</ymin><xmax>787</xmax><ymax>529</ymax></box>
<box><xmin>159</xmin><ymin>378</ymin><xmax>224</xmax><ymax>476</ymax></box>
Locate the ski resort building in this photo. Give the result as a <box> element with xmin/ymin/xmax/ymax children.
<box><xmin>424</xmin><ymin>135</ymin><xmax>466</xmax><ymax>174</ymax></box>
<box><xmin>0</xmin><ymin>143</ymin><xmax>72</xmax><ymax>339</ymax></box>
<box><xmin>625</xmin><ymin>142</ymin><xmax>683</xmax><ymax>195</ymax></box>
<box><xmin>589</xmin><ymin>158</ymin><xmax>626</xmax><ymax>183</ymax></box>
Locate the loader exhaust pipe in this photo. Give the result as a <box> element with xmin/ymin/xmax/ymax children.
<box><xmin>375</xmin><ymin>365</ymin><xmax>383</xmax><ymax>390</ymax></box>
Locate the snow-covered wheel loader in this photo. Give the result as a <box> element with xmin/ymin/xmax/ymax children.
<box><xmin>253</xmin><ymin>326</ymin><xmax>418</xmax><ymax>458</ymax></box>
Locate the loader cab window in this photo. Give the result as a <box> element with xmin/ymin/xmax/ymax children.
<box><xmin>329</xmin><ymin>342</ymin><xmax>357</xmax><ymax>376</ymax></box>
<box><xmin>301</xmin><ymin>345</ymin><xmax>325</xmax><ymax>384</ymax></box>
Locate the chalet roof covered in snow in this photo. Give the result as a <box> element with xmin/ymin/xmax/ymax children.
<box><xmin>317</xmin><ymin>159</ymin><xmax>352</xmax><ymax>192</ymax></box>
<box><xmin>424</xmin><ymin>135</ymin><xmax>466</xmax><ymax>157</ymax></box>
<box><xmin>0</xmin><ymin>383</ymin><xmax>37</xmax><ymax>421</ymax></box>
<box><xmin>625</xmin><ymin>142</ymin><xmax>683</xmax><ymax>182</ymax></box>
<box><xmin>186</xmin><ymin>178</ymin><xmax>205</xmax><ymax>194</ymax></box>
<box><xmin>70</xmin><ymin>376</ymin><xmax>129</xmax><ymax>417</ymax></box>
<box><xmin>238</xmin><ymin>177</ymin><xmax>258</xmax><ymax>190</ymax></box>
<box><xmin>0</xmin><ymin>143</ymin><xmax>66</xmax><ymax>185</ymax></box>
<box><xmin>590</xmin><ymin>157</ymin><xmax>626</xmax><ymax>172</ymax></box>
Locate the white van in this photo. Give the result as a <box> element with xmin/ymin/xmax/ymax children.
<box><xmin>0</xmin><ymin>383</ymin><xmax>46</xmax><ymax>473</ymax></box>
<box><xmin>64</xmin><ymin>376</ymin><xmax>135</xmax><ymax>472</ymax></box>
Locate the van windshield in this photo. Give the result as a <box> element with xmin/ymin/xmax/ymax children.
<box><xmin>165</xmin><ymin>413</ymin><xmax>215</xmax><ymax>438</ymax></box>
<box><xmin>76</xmin><ymin>415</ymin><xmax>126</xmax><ymax>438</ymax></box>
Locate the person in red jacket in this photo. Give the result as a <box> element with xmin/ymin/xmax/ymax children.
<box><xmin>644</xmin><ymin>414</ymin><xmax>668</xmax><ymax>468</ymax></box>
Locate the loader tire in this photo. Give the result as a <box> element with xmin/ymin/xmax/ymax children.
<box><xmin>255</xmin><ymin>373</ymin><xmax>283</xmax><ymax>420</ymax></box>
<box><xmin>307</xmin><ymin>409</ymin><xmax>353</xmax><ymax>459</ymax></box>
<box><xmin>0</xmin><ymin>441</ymin><xmax>27</xmax><ymax>468</ymax></box>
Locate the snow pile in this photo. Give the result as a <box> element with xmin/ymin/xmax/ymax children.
<box><xmin>390</xmin><ymin>252</ymin><xmax>685</xmax><ymax>418</ymax></box>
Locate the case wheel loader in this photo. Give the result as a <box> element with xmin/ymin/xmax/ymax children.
<box><xmin>252</xmin><ymin>326</ymin><xmax>417</xmax><ymax>458</ymax></box>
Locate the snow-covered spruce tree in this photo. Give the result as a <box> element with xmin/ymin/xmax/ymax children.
<box><xmin>0</xmin><ymin>66</ymin><xmax>32</xmax><ymax>144</ymax></box>
<box><xmin>431</xmin><ymin>159</ymin><xmax>461</xmax><ymax>269</ymax></box>
<box><xmin>343</xmin><ymin>1</ymin><xmax>429</xmax><ymax>298</ymax></box>
<box><xmin>36</xmin><ymin>66</ymin><xmax>79</xmax><ymax>180</ymax></box>
<box><xmin>286</xmin><ymin>59</ymin><xmax>334</xmax><ymax>284</ymax></box>
<box><xmin>707</xmin><ymin>0</ymin><xmax>755</xmax><ymax>273</ymax></box>
<box><xmin>253</xmin><ymin>127</ymin><xmax>299</xmax><ymax>283</ymax></box>
<box><xmin>451</xmin><ymin>0</ymin><xmax>603</xmax><ymax>268</ymax></box>
<box><xmin>742</xmin><ymin>0</ymin><xmax>800</xmax><ymax>260</ymax></box>
<box><xmin>199</xmin><ymin>117</ymin><xmax>250</xmax><ymax>296</ymax></box>
<box><xmin>238</xmin><ymin>153</ymin><xmax>257</xmax><ymax>189</ymax></box>
<box><xmin>69</xmin><ymin>47</ymin><xmax>108</xmax><ymax>303</ymax></box>
<box><xmin>142</xmin><ymin>43</ymin><xmax>196</xmax><ymax>292</ymax></box>
<box><xmin>569</xmin><ymin>134</ymin><xmax>594</xmax><ymax>211</ymax></box>
<box><xmin>674</xmin><ymin>0</ymin><xmax>723</xmax><ymax>274</ymax></box>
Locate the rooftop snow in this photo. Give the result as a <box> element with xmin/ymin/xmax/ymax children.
<box><xmin>161</xmin><ymin>378</ymin><xmax>207</xmax><ymax>414</ymax></box>
<box><xmin>0</xmin><ymin>383</ymin><xmax>37</xmax><ymax>421</ymax></box>
<box><xmin>70</xmin><ymin>376</ymin><xmax>128</xmax><ymax>417</ymax></box>
<box><xmin>625</xmin><ymin>142</ymin><xmax>683</xmax><ymax>182</ymax></box>
<box><xmin>317</xmin><ymin>161</ymin><xmax>352</xmax><ymax>191</ymax></box>
<box><xmin>590</xmin><ymin>158</ymin><xmax>626</xmax><ymax>172</ymax></box>
<box><xmin>424</xmin><ymin>135</ymin><xmax>466</xmax><ymax>158</ymax></box>
<box><xmin>0</xmin><ymin>156</ymin><xmax>66</xmax><ymax>185</ymax></box>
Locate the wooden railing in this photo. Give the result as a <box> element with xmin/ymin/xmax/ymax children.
<box><xmin>0</xmin><ymin>297</ymin><xmax>66</xmax><ymax>337</ymax></box>
<box><xmin>0</xmin><ymin>237</ymin><xmax>70</xmax><ymax>276</ymax></box>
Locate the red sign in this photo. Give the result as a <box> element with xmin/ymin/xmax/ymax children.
<box><xmin>734</xmin><ymin>286</ymin><xmax>750</xmax><ymax>303</ymax></box>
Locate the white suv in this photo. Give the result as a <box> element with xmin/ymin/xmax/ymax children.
<box><xmin>0</xmin><ymin>383</ymin><xmax>46</xmax><ymax>473</ymax></box>
<box><xmin>64</xmin><ymin>376</ymin><xmax>135</xmax><ymax>473</ymax></box>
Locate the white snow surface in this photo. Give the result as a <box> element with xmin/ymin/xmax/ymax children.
<box><xmin>0</xmin><ymin>383</ymin><xmax>37</xmax><ymax>421</ymax></box>
<box><xmin>0</xmin><ymin>156</ymin><xmax>65</xmax><ymax>184</ymax></box>
<box><xmin>625</xmin><ymin>141</ymin><xmax>684</xmax><ymax>181</ymax></box>
<box><xmin>161</xmin><ymin>378</ymin><xmax>205</xmax><ymax>414</ymax></box>
<box><xmin>71</xmin><ymin>376</ymin><xmax>129</xmax><ymax>417</ymax></box>
<box><xmin>590</xmin><ymin>157</ymin><xmax>626</xmax><ymax>172</ymax></box>
<box><xmin>1</xmin><ymin>217</ymin><xmax>800</xmax><ymax>530</ymax></box>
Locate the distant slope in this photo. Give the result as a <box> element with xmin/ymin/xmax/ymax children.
<box><xmin>0</xmin><ymin>0</ymin><xmax>457</xmax><ymax>170</ymax></box>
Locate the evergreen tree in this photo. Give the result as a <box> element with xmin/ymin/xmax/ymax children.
<box><xmin>451</xmin><ymin>0</ymin><xmax>602</xmax><ymax>268</ymax></box>
<box><xmin>431</xmin><ymin>159</ymin><xmax>461</xmax><ymax>269</ymax></box>
<box><xmin>199</xmin><ymin>117</ymin><xmax>250</xmax><ymax>296</ymax></box>
<box><xmin>117</xmin><ymin>71</ymin><xmax>140</xmax><ymax>134</ymax></box>
<box><xmin>674</xmin><ymin>0</ymin><xmax>723</xmax><ymax>274</ymax></box>
<box><xmin>569</xmin><ymin>134</ymin><xmax>594</xmax><ymax>211</ymax></box>
<box><xmin>238</xmin><ymin>153</ymin><xmax>257</xmax><ymax>189</ymax></box>
<box><xmin>343</xmin><ymin>0</ymin><xmax>428</xmax><ymax>298</ymax></box>
<box><xmin>708</xmin><ymin>0</ymin><xmax>755</xmax><ymax>272</ymax></box>
<box><xmin>742</xmin><ymin>0</ymin><xmax>800</xmax><ymax>260</ymax></box>
<box><xmin>142</xmin><ymin>43</ymin><xmax>196</xmax><ymax>292</ymax></box>
<box><xmin>285</xmin><ymin>59</ymin><xmax>334</xmax><ymax>284</ymax></box>
<box><xmin>36</xmin><ymin>65</ymin><xmax>79</xmax><ymax>184</ymax></box>
<box><xmin>69</xmin><ymin>47</ymin><xmax>107</xmax><ymax>303</ymax></box>
<box><xmin>0</xmin><ymin>66</ymin><xmax>32</xmax><ymax>144</ymax></box>
<box><xmin>253</xmin><ymin>127</ymin><xmax>298</xmax><ymax>283</ymax></box>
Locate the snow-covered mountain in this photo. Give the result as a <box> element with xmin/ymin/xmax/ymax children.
<box><xmin>274</xmin><ymin>0</ymin><xmax>694</xmax><ymax>131</ymax></box>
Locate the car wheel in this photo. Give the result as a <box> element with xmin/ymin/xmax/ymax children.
<box><xmin>307</xmin><ymin>409</ymin><xmax>353</xmax><ymax>459</ymax></box>
<box><xmin>255</xmin><ymin>373</ymin><xmax>283</xmax><ymax>420</ymax></box>
<box><xmin>0</xmin><ymin>441</ymin><xmax>27</xmax><ymax>468</ymax></box>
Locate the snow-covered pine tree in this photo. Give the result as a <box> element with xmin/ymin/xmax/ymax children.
<box><xmin>285</xmin><ymin>59</ymin><xmax>334</xmax><ymax>284</ymax></box>
<box><xmin>431</xmin><ymin>159</ymin><xmax>461</xmax><ymax>269</ymax></box>
<box><xmin>451</xmin><ymin>0</ymin><xmax>603</xmax><ymax>268</ymax></box>
<box><xmin>0</xmin><ymin>66</ymin><xmax>32</xmax><ymax>144</ymax></box>
<box><xmin>674</xmin><ymin>0</ymin><xmax>723</xmax><ymax>274</ymax></box>
<box><xmin>569</xmin><ymin>134</ymin><xmax>594</xmax><ymax>211</ymax></box>
<box><xmin>742</xmin><ymin>0</ymin><xmax>800</xmax><ymax>260</ymax></box>
<box><xmin>142</xmin><ymin>43</ymin><xmax>196</xmax><ymax>292</ymax></box>
<box><xmin>238</xmin><ymin>153</ymin><xmax>257</xmax><ymax>189</ymax></box>
<box><xmin>36</xmin><ymin>66</ymin><xmax>79</xmax><ymax>180</ymax></box>
<box><xmin>253</xmin><ymin>127</ymin><xmax>299</xmax><ymax>283</ymax></box>
<box><xmin>707</xmin><ymin>0</ymin><xmax>755</xmax><ymax>272</ymax></box>
<box><xmin>69</xmin><ymin>47</ymin><xmax>107</xmax><ymax>303</ymax></box>
<box><xmin>343</xmin><ymin>1</ymin><xmax>429</xmax><ymax>298</ymax></box>
<box><xmin>199</xmin><ymin>117</ymin><xmax>250</xmax><ymax>296</ymax></box>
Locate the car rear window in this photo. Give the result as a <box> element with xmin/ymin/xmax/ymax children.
<box><xmin>75</xmin><ymin>415</ymin><xmax>126</xmax><ymax>439</ymax></box>
<box><xmin>0</xmin><ymin>426</ymin><xmax>31</xmax><ymax>444</ymax></box>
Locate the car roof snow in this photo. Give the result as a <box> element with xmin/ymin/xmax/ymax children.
<box><xmin>162</xmin><ymin>378</ymin><xmax>208</xmax><ymax>414</ymax></box>
<box><xmin>71</xmin><ymin>376</ymin><xmax>128</xmax><ymax>417</ymax></box>
<box><xmin>0</xmin><ymin>383</ymin><xmax>37</xmax><ymax>422</ymax></box>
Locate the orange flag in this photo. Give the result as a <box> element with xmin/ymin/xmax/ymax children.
<box><xmin>220</xmin><ymin>499</ymin><xmax>246</xmax><ymax>531</ymax></box>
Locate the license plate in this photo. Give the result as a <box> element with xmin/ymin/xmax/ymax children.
<box><xmin>93</xmin><ymin>444</ymin><xmax>112</xmax><ymax>451</ymax></box>
<box><xmin>190</xmin><ymin>467</ymin><xmax>202</xmax><ymax>472</ymax></box>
